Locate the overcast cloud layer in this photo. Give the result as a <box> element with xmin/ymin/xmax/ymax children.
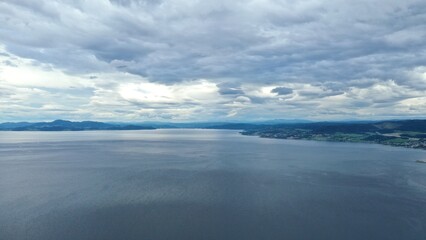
<box><xmin>1</xmin><ymin>0</ymin><xmax>426</xmax><ymax>122</ymax></box>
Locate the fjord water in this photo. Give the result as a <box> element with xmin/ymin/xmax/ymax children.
<box><xmin>0</xmin><ymin>130</ymin><xmax>425</xmax><ymax>240</ymax></box>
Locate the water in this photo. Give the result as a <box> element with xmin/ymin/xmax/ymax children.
<box><xmin>0</xmin><ymin>129</ymin><xmax>425</xmax><ymax>240</ymax></box>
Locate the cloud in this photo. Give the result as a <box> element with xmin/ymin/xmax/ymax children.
<box><xmin>271</xmin><ymin>87</ymin><xmax>293</xmax><ymax>96</ymax></box>
<box><xmin>217</xmin><ymin>82</ymin><xmax>245</xmax><ymax>95</ymax></box>
<box><xmin>0</xmin><ymin>0</ymin><xmax>426</xmax><ymax>121</ymax></box>
<box><xmin>118</xmin><ymin>80</ymin><xmax>220</xmax><ymax>105</ymax></box>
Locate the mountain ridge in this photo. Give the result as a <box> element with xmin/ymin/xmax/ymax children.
<box><xmin>0</xmin><ymin>119</ymin><xmax>155</xmax><ymax>131</ymax></box>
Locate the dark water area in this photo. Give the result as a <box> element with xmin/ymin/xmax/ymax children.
<box><xmin>0</xmin><ymin>129</ymin><xmax>425</xmax><ymax>240</ymax></box>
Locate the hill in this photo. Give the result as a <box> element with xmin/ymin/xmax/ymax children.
<box><xmin>0</xmin><ymin>120</ymin><xmax>155</xmax><ymax>131</ymax></box>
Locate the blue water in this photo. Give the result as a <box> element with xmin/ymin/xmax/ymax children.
<box><xmin>0</xmin><ymin>129</ymin><xmax>425</xmax><ymax>240</ymax></box>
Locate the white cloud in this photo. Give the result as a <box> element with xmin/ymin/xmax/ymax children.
<box><xmin>0</xmin><ymin>48</ymin><xmax>91</xmax><ymax>89</ymax></box>
<box><xmin>118</xmin><ymin>80</ymin><xmax>220</xmax><ymax>105</ymax></box>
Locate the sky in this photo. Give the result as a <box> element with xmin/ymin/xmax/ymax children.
<box><xmin>0</xmin><ymin>0</ymin><xmax>426</xmax><ymax>122</ymax></box>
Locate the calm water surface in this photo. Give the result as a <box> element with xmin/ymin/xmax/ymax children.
<box><xmin>0</xmin><ymin>129</ymin><xmax>425</xmax><ymax>240</ymax></box>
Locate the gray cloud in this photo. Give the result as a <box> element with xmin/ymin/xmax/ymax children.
<box><xmin>0</xmin><ymin>0</ymin><xmax>425</xmax><ymax>121</ymax></box>
<box><xmin>271</xmin><ymin>87</ymin><xmax>293</xmax><ymax>96</ymax></box>
<box><xmin>217</xmin><ymin>83</ymin><xmax>244</xmax><ymax>95</ymax></box>
<box><xmin>0</xmin><ymin>0</ymin><xmax>422</xmax><ymax>82</ymax></box>
<box><xmin>2</xmin><ymin>60</ymin><xmax>17</xmax><ymax>67</ymax></box>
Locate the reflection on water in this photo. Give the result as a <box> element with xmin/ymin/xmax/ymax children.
<box><xmin>0</xmin><ymin>129</ymin><xmax>425</xmax><ymax>240</ymax></box>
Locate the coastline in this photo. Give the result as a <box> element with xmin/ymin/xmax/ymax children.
<box><xmin>241</xmin><ymin>131</ymin><xmax>426</xmax><ymax>151</ymax></box>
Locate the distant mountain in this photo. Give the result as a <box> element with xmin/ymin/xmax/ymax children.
<box><xmin>106</xmin><ymin>121</ymin><xmax>236</xmax><ymax>129</ymax></box>
<box><xmin>0</xmin><ymin>120</ymin><xmax>155</xmax><ymax>131</ymax></box>
<box><xmin>0</xmin><ymin>122</ymin><xmax>34</xmax><ymax>129</ymax></box>
<box><xmin>253</xmin><ymin>119</ymin><xmax>312</xmax><ymax>124</ymax></box>
<box><xmin>1</xmin><ymin>119</ymin><xmax>425</xmax><ymax>134</ymax></box>
<box><xmin>108</xmin><ymin>119</ymin><xmax>312</xmax><ymax>129</ymax></box>
<box><xmin>204</xmin><ymin>123</ymin><xmax>266</xmax><ymax>130</ymax></box>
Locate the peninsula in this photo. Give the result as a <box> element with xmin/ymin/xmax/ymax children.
<box><xmin>240</xmin><ymin>120</ymin><xmax>426</xmax><ymax>150</ymax></box>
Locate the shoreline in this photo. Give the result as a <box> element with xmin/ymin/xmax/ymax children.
<box><xmin>241</xmin><ymin>131</ymin><xmax>426</xmax><ymax>151</ymax></box>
